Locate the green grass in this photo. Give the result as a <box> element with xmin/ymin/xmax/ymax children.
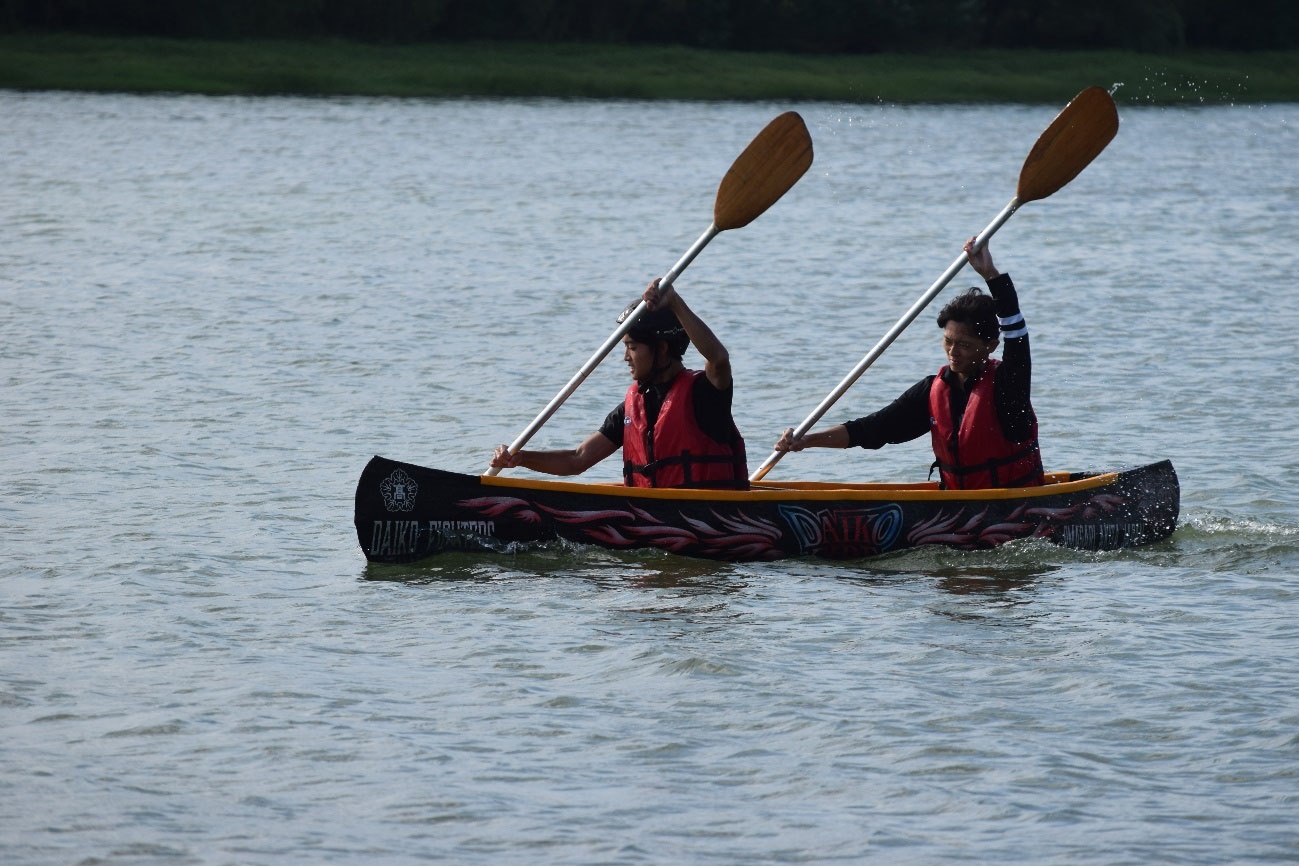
<box><xmin>2</xmin><ymin>33</ymin><xmax>1297</xmax><ymax>103</ymax></box>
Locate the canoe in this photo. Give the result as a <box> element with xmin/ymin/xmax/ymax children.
<box><xmin>354</xmin><ymin>456</ymin><xmax>1179</xmax><ymax>564</ymax></box>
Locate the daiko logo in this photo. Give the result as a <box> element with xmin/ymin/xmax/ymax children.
<box><xmin>778</xmin><ymin>503</ymin><xmax>904</xmax><ymax>558</ymax></box>
<box><xmin>380</xmin><ymin>469</ymin><xmax>418</xmax><ymax>512</ymax></box>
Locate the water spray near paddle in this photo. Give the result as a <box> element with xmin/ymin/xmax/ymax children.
<box><xmin>749</xmin><ymin>86</ymin><xmax>1120</xmax><ymax>483</ymax></box>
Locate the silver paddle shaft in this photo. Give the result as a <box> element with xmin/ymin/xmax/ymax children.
<box><xmin>749</xmin><ymin>198</ymin><xmax>1021</xmax><ymax>483</ymax></box>
<box><xmin>486</xmin><ymin>223</ymin><xmax>720</xmax><ymax>476</ymax></box>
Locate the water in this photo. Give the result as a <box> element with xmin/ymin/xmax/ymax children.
<box><xmin>2</xmin><ymin>91</ymin><xmax>1297</xmax><ymax>864</ymax></box>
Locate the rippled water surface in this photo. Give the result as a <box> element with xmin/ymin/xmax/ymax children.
<box><xmin>3</xmin><ymin>91</ymin><xmax>1298</xmax><ymax>864</ymax></box>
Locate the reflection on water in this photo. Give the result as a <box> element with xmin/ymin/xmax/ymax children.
<box><xmin>363</xmin><ymin>543</ymin><xmax>751</xmax><ymax>594</ymax></box>
<box><xmin>930</xmin><ymin>566</ymin><xmax>1055</xmax><ymax>597</ymax></box>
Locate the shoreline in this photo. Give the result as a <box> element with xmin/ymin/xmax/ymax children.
<box><xmin>2</xmin><ymin>34</ymin><xmax>1298</xmax><ymax>104</ymax></box>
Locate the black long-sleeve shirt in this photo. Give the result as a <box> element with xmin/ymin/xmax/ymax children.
<box><xmin>843</xmin><ymin>273</ymin><xmax>1034</xmax><ymax>449</ymax></box>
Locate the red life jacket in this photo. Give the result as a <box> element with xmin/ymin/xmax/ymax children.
<box><xmin>928</xmin><ymin>359</ymin><xmax>1044</xmax><ymax>490</ymax></box>
<box><xmin>622</xmin><ymin>370</ymin><xmax>749</xmax><ymax>489</ymax></box>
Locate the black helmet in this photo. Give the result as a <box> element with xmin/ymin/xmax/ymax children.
<box><xmin>617</xmin><ymin>300</ymin><xmax>689</xmax><ymax>358</ymax></box>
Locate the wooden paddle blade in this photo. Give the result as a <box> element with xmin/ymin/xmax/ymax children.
<box><xmin>1016</xmin><ymin>86</ymin><xmax>1119</xmax><ymax>205</ymax></box>
<box><xmin>713</xmin><ymin>111</ymin><xmax>814</xmax><ymax>231</ymax></box>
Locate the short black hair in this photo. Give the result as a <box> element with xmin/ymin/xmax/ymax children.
<box><xmin>937</xmin><ymin>287</ymin><xmax>998</xmax><ymax>343</ymax></box>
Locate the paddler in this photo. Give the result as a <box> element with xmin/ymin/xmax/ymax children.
<box><xmin>774</xmin><ymin>238</ymin><xmax>1044</xmax><ymax>490</ymax></box>
<box><xmin>491</xmin><ymin>279</ymin><xmax>749</xmax><ymax>489</ymax></box>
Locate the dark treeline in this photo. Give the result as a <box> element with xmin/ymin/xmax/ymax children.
<box><xmin>3</xmin><ymin>0</ymin><xmax>1296</xmax><ymax>52</ymax></box>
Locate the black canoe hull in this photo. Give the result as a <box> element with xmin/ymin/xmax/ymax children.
<box><xmin>354</xmin><ymin>457</ymin><xmax>1179</xmax><ymax>564</ymax></box>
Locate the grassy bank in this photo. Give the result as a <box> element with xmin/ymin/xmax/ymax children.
<box><xmin>2</xmin><ymin>33</ymin><xmax>1297</xmax><ymax>103</ymax></box>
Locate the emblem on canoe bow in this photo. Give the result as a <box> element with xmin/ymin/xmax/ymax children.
<box><xmin>380</xmin><ymin>469</ymin><xmax>419</xmax><ymax>512</ymax></box>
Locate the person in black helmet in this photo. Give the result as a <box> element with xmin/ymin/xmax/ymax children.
<box><xmin>490</xmin><ymin>278</ymin><xmax>748</xmax><ymax>488</ymax></box>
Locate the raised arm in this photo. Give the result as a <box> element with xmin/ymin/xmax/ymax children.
<box><xmin>645</xmin><ymin>279</ymin><xmax>732</xmax><ymax>390</ymax></box>
<box><xmin>964</xmin><ymin>235</ymin><xmax>1002</xmax><ymax>281</ymax></box>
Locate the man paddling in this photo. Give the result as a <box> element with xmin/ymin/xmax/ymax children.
<box><xmin>774</xmin><ymin>238</ymin><xmax>1044</xmax><ymax>490</ymax></box>
<box><xmin>491</xmin><ymin>279</ymin><xmax>749</xmax><ymax>489</ymax></box>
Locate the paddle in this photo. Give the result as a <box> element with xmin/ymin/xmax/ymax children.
<box><xmin>749</xmin><ymin>86</ymin><xmax>1119</xmax><ymax>483</ymax></box>
<box><xmin>487</xmin><ymin>111</ymin><xmax>814</xmax><ymax>476</ymax></box>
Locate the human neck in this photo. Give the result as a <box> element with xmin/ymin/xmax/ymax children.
<box><xmin>648</xmin><ymin>360</ymin><xmax>684</xmax><ymax>386</ymax></box>
<box><xmin>954</xmin><ymin>360</ymin><xmax>987</xmax><ymax>387</ymax></box>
